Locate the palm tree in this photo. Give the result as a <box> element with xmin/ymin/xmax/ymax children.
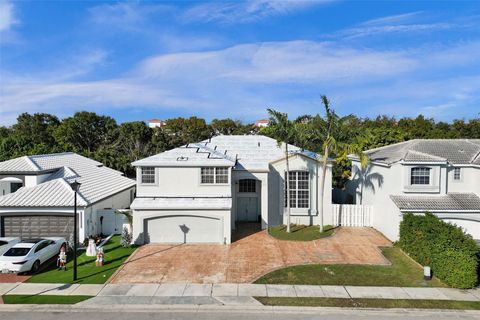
<box><xmin>267</xmin><ymin>109</ymin><xmax>295</xmax><ymax>233</ymax></box>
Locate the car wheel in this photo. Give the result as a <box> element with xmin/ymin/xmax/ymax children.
<box><xmin>31</xmin><ymin>260</ymin><xmax>41</xmax><ymax>274</ymax></box>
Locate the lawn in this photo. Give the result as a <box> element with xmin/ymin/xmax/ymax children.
<box><xmin>255</xmin><ymin>247</ymin><xmax>446</xmax><ymax>287</ymax></box>
<box><xmin>27</xmin><ymin>235</ymin><xmax>136</xmax><ymax>284</ymax></box>
<box><xmin>256</xmin><ymin>297</ymin><xmax>480</xmax><ymax>310</ymax></box>
<box><xmin>2</xmin><ymin>295</ymin><xmax>92</xmax><ymax>304</ymax></box>
<box><xmin>268</xmin><ymin>224</ymin><xmax>334</xmax><ymax>241</ymax></box>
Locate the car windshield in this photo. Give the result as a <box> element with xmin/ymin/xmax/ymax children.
<box><xmin>4</xmin><ymin>247</ymin><xmax>31</xmax><ymax>256</ymax></box>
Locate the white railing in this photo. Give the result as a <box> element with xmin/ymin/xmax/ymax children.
<box><xmin>332</xmin><ymin>204</ymin><xmax>373</xmax><ymax>227</ymax></box>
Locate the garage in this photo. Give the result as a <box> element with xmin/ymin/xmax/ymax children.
<box><xmin>442</xmin><ymin>219</ymin><xmax>480</xmax><ymax>241</ymax></box>
<box><xmin>144</xmin><ymin>215</ymin><xmax>223</xmax><ymax>244</ymax></box>
<box><xmin>1</xmin><ymin>215</ymin><xmax>75</xmax><ymax>240</ymax></box>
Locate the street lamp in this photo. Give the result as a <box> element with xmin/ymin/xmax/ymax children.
<box><xmin>70</xmin><ymin>180</ymin><xmax>81</xmax><ymax>281</ymax></box>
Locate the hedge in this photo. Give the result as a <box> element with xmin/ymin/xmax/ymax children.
<box><xmin>398</xmin><ymin>212</ymin><xmax>479</xmax><ymax>289</ymax></box>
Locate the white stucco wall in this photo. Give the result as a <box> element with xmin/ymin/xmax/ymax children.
<box><xmin>447</xmin><ymin>166</ymin><xmax>480</xmax><ymax>194</ymax></box>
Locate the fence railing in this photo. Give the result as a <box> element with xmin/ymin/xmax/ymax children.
<box><xmin>332</xmin><ymin>204</ymin><xmax>373</xmax><ymax>227</ymax></box>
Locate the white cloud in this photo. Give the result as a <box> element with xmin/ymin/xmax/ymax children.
<box><xmin>0</xmin><ymin>0</ymin><xmax>18</xmax><ymax>32</ymax></box>
<box><xmin>183</xmin><ymin>0</ymin><xmax>331</xmax><ymax>24</ymax></box>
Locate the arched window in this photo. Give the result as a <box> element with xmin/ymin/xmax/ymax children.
<box><xmin>411</xmin><ymin>167</ymin><xmax>430</xmax><ymax>185</ymax></box>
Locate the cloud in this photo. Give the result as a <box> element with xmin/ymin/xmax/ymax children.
<box><xmin>0</xmin><ymin>0</ymin><xmax>17</xmax><ymax>32</ymax></box>
<box><xmin>183</xmin><ymin>0</ymin><xmax>330</xmax><ymax>24</ymax></box>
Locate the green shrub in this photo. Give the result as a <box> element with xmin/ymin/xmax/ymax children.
<box><xmin>399</xmin><ymin>213</ymin><xmax>479</xmax><ymax>289</ymax></box>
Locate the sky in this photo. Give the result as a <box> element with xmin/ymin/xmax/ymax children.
<box><xmin>0</xmin><ymin>0</ymin><xmax>479</xmax><ymax>125</ymax></box>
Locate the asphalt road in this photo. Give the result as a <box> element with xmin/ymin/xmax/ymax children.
<box><xmin>1</xmin><ymin>309</ymin><xmax>479</xmax><ymax>320</ymax></box>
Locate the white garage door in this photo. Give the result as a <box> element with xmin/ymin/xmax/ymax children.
<box><xmin>443</xmin><ymin>219</ymin><xmax>480</xmax><ymax>241</ymax></box>
<box><xmin>144</xmin><ymin>215</ymin><xmax>222</xmax><ymax>244</ymax></box>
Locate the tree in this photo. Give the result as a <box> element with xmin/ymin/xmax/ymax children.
<box><xmin>115</xmin><ymin>121</ymin><xmax>153</xmax><ymax>161</ymax></box>
<box><xmin>267</xmin><ymin>109</ymin><xmax>295</xmax><ymax>233</ymax></box>
<box><xmin>211</xmin><ymin>118</ymin><xmax>250</xmax><ymax>135</ymax></box>
<box><xmin>164</xmin><ymin>117</ymin><xmax>214</xmax><ymax>146</ymax></box>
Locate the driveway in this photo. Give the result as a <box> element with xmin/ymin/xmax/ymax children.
<box><xmin>110</xmin><ymin>227</ymin><xmax>391</xmax><ymax>284</ymax></box>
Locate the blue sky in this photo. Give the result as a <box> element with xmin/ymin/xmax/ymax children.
<box><xmin>0</xmin><ymin>0</ymin><xmax>479</xmax><ymax>125</ymax></box>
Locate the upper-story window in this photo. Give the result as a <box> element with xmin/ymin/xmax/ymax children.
<box><xmin>201</xmin><ymin>167</ymin><xmax>229</xmax><ymax>184</ymax></box>
<box><xmin>453</xmin><ymin>167</ymin><xmax>461</xmax><ymax>180</ymax></box>
<box><xmin>141</xmin><ymin>167</ymin><xmax>156</xmax><ymax>184</ymax></box>
<box><xmin>284</xmin><ymin>171</ymin><xmax>309</xmax><ymax>208</ymax></box>
<box><xmin>410</xmin><ymin>167</ymin><xmax>430</xmax><ymax>185</ymax></box>
<box><xmin>239</xmin><ymin>179</ymin><xmax>256</xmax><ymax>193</ymax></box>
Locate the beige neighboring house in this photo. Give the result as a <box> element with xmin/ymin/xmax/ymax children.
<box><xmin>147</xmin><ymin>119</ymin><xmax>166</xmax><ymax>128</ymax></box>
<box><xmin>130</xmin><ymin>135</ymin><xmax>333</xmax><ymax>244</ymax></box>
<box><xmin>346</xmin><ymin>139</ymin><xmax>480</xmax><ymax>241</ymax></box>
<box><xmin>0</xmin><ymin>153</ymin><xmax>136</xmax><ymax>241</ymax></box>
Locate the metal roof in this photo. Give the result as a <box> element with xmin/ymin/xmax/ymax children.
<box><xmin>352</xmin><ymin>139</ymin><xmax>480</xmax><ymax>165</ymax></box>
<box><xmin>0</xmin><ymin>153</ymin><xmax>135</xmax><ymax>208</ymax></box>
<box><xmin>390</xmin><ymin>193</ymin><xmax>480</xmax><ymax>211</ymax></box>
<box><xmin>131</xmin><ymin>197</ymin><xmax>232</xmax><ymax>210</ymax></box>
<box><xmin>132</xmin><ymin>135</ymin><xmax>321</xmax><ymax>171</ymax></box>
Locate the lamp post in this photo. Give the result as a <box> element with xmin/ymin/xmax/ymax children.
<box><xmin>70</xmin><ymin>180</ymin><xmax>81</xmax><ymax>281</ymax></box>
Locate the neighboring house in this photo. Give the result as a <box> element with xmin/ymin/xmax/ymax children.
<box><xmin>0</xmin><ymin>153</ymin><xmax>136</xmax><ymax>241</ymax></box>
<box><xmin>346</xmin><ymin>139</ymin><xmax>480</xmax><ymax>241</ymax></box>
<box><xmin>147</xmin><ymin>119</ymin><xmax>166</xmax><ymax>128</ymax></box>
<box><xmin>254</xmin><ymin>119</ymin><xmax>270</xmax><ymax>128</ymax></box>
<box><xmin>131</xmin><ymin>135</ymin><xmax>333</xmax><ymax>244</ymax></box>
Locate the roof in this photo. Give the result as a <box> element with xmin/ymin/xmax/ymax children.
<box><xmin>354</xmin><ymin>139</ymin><xmax>480</xmax><ymax>165</ymax></box>
<box><xmin>131</xmin><ymin>197</ymin><xmax>232</xmax><ymax>210</ymax></box>
<box><xmin>0</xmin><ymin>153</ymin><xmax>135</xmax><ymax>208</ymax></box>
<box><xmin>390</xmin><ymin>193</ymin><xmax>480</xmax><ymax>211</ymax></box>
<box><xmin>132</xmin><ymin>135</ymin><xmax>322</xmax><ymax>171</ymax></box>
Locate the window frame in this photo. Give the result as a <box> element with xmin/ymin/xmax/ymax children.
<box><xmin>284</xmin><ymin>170</ymin><xmax>310</xmax><ymax>209</ymax></box>
<box><xmin>239</xmin><ymin>179</ymin><xmax>256</xmax><ymax>193</ymax></box>
<box><xmin>410</xmin><ymin>167</ymin><xmax>431</xmax><ymax>185</ymax></box>
<box><xmin>200</xmin><ymin>167</ymin><xmax>230</xmax><ymax>185</ymax></box>
<box><xmin>453</xmin><ymin>167</ymin><xmax>461</xmax><ymax>181</ymax></box>
<box><xmin>140</xmin><ymin>167</ymin><xmax>156</xmax><ymax>185</ymax></box>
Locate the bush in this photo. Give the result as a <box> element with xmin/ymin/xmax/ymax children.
<box><xmin>120</xmin><ymin>226</ymin><xmax>132</xmax><ymax>248</ymax></box>
<box><xmin>399</xmin><ymin>213</ymin><xmax>479</xmax><ymax>289</ymax></box>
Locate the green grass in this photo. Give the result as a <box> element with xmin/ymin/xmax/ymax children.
<box><xmin>27</xmin><ymin>235</ymin><xmax>136</xmax><ymax>284</ymax></box>
<box><xmin>268</xmin><ymin>224</ymin><xmax>335</xmax><ymax>241</ymax></box>
<box><xmin>255</xmin><ymin>247</ymin><xmax>446</xmax><ymax>287</ymax></box>
<box><xmin>2</xmin><ymin>295</ymin><xmax>92</xmax><ymax>304</ymax></box>
<box><xmin>256</xmin><ymin>297</ymin><xmax>480</xmax><ymax>310</ymax></box>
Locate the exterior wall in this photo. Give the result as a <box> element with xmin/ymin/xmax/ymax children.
<box><xmin>136</xmin><ymin>166</ymin><xmax>231</xmax><ymax>198</ymax></box>
<box><xmin>401</xmin><ymin>163</ymin><xmax>445</xmax><ymax>194</ymax></box>
<box><xmin>132</xmin><ymin>209</ymin><xmax>231</xmax><ymax>245</ymax></box>
<box><xmin>0</xmin><ymin>172</ymin><xmax>53</xmax><ymax>196</ymax></box>
<box><xmin>447</xmin><ymin>166</ymin><xmax>480</xmax><ymax>195</ymax></box>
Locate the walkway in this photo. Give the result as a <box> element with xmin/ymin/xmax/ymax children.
<box><xmin>110</xmin><ymin>227</ymin><xmax>391</xmax><ymax>284</ymax></box>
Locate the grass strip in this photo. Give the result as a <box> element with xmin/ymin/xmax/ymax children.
<box><xmin>2</xmin><ymin>295</ymin><xmax>92</xmax><ymax>304</ymax></box>
<box><xmin>268</xmin><ymin>224</ymin><xmax>334</xmax><ymax>241</ymax></box>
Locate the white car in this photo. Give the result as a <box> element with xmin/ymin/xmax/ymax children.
<box><xmin>0</xmin><ymin>238</ymin><xmax>66</xmax><ymax>273</ymax></box>
<box><xmin>0</xmin><ymin>237</ymin><xmax>20</xmax><ymax>256</ymax></box>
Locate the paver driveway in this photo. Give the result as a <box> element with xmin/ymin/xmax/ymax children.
<box><xmin>110</xmin><ymin>227</ymin><xmax>391</xmax><ymax>284</ymax></box>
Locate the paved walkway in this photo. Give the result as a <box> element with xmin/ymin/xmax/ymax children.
<box><xmin>2</xmin><ymin>282</ymin><xmax>480</xmax><ymax>304</ymax></box>
<box><xmin>110</xmin><ymin>227</ymin><xmax>391</xmax><ymax>284</ymax></box>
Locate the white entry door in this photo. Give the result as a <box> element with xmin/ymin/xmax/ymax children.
<box><xmin>237</xmin><ymin>197</ymin><xmax>258</xmax><ymax>222</ymax></box>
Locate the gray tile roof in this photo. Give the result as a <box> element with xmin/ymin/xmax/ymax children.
<box><xmin>356</xmin><ymin>139</ymin><xmax>480</xmax><ymax>165</ymax></box>
<box><xmin>132</xmin><ymin>135</ymin><xmax>320</xmax><ymax>171</ymax></box>
<box><xmin>0</xmin><ymin>153</ymin><xmax>135</xmax><ymax>207</ymax></box>
<box><xmin>390</xmin><ymin>193</ymin><xmax>480</xmax><ymax>211</ymax></box>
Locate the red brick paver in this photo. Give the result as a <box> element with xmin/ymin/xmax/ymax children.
<box><xmin>110</xmin><ymin>227</ymin><xmax>391</xmax><ymax>284</ymax></box>
<box><xmin>0</xmin><ymin>274</ymin><xmax>30</xmax><ymax>283</ymax></box>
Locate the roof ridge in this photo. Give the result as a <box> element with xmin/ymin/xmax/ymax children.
<box><xmin>405</xmin><ymin>149</ymin><xmax>447</xmax><ymax>161</ymax></box>
<box><xmin>364</xmin><ymin>140</ymin><xmax>412</xmax><ymax>155</ymax></box>
<box><xmin>24</xmin><ymin>156</ymin><xmax>41</xmax><ymax>171</ymax></box>
<box><xmin>29</xmin><ymin>152</ymin><xmax>75</xmax><ymax>159</ymax></box>
<box><xmin>58</xmin><ymin>178</ymin><xmax>89</xmax><ymax>206</ymax></box>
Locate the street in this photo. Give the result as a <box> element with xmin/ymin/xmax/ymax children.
<box><xmin>1</xmin><ymin>308</ymin><xmax>479</xmax><ymax>320</ymax></box>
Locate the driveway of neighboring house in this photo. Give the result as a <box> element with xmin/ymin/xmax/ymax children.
<box><xmin>109</xmin><ymin>226</ymin><xmax>391</xmax><ymax>284</ymax></box>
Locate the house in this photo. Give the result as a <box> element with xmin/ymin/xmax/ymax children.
<box><xmin>130</xmin><ymin>135</ymin><xmax>333</xmax><ymax>244</ymax></box>
<box><xmin>346</xmin><ymin>139</ymin><xmax>480</xmax><ymax>241</ymax></box>
<box><xmin>0</xmin><ymin>153</ymin><xmax>136</xmax><ymax>241</ymax></box>
<box><xmin>254</xmin><ymin>119</ymin><xmax>270</xmax><ymax>128</ymax></box>
<box><xmin>147</xmin><ymin>119</ymin><xmax>166</xmax><ymax>128</ymax></box>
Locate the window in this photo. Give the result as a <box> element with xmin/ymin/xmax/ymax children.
<box><xmin>141</xmin><ymin>167</ymin><xmax>156</xmax><ymax>184</ymax></box>
<box><xmin>284</xmin><ymin>171</ymin><xmax>309</xmax><ymax>208</ymax></box>
<box><xmin>201</xmin><ymin>167</ymin><xmax>229</xmax><ymax>184</ymax></box>
<box><xmin>239</xmin><ymin>179</ymin><xmax>256</xmax><ymax>193</ymax></box>
<box><xmin>454</xmin><ymin>167</ymin><xmax>461</xmax><ymax>180</ymax></box>
<box><xmin>411</xmin><ymin>167</ymin><xmax>430</xmax><ymax>185</ymax></box>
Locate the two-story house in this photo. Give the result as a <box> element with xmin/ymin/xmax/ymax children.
<box><xmin>346</xmin><ymin>139</ymin><xmax>480</xmax><ymax>241</ymax></box>
<box><xmin>130</xmin><ymin>135</ymin><xmax>333</xmax><ymax>244</ymax></box>
<box><xmin>0</xmin><ymin>153</ymin><xmax>136</xmax><ymax>240</ymax></box>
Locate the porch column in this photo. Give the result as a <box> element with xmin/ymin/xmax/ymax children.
<box><xmin>260</xmin><ymin>173</ymin><xmax>269</xmax><ymax>229</ymax></box>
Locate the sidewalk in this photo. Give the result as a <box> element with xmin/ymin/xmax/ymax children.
<box><xmin>1</xmin><ymin>282</ymin><xmax>480</xmax><ymax>305</ymax></box>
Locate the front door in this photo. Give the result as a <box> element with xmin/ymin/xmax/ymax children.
<box><xmin>237</xmin><ymin>197</ymin><xmax>258</xmax><ymax>222</ymax></box>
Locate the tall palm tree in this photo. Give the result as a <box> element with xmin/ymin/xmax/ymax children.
<box><xmin>267</xmin><ymin>109</ymin><xmax>295</xmax><ymax>233</ymax></box>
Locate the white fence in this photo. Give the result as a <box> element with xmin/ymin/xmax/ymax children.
<box><xmin>332</xmin><ymin>204</ymin><xmax>373</xmax><ymax>227</ymax></box>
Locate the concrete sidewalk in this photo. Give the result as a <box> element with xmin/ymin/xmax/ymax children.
<box><xmin>2</xmin><ymin>282</ymin><xmax>480</xmax><ymax>302</ymax></box>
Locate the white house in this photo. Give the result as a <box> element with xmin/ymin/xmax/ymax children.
<box><xmin>147</xmin><ymin>119</ymin><xmax>166</xmax><ymax>129</ymax></box>
<box><xmin>346</xmin><ymin>139</ymin><xmax>480</xmax><ymax>241</ymax></box>
<box><xmin>0</xmin><ymin>153</ymin><xmax>136</xmax><ymax>241</ymax></box>
<box><xmin>254</xmin><ymin>120</ymin><xmax>270</xmax><ymax>128</ymax></box>
<box><xmin>130</xmin><ymin>135</ymin><xmax>333</xmax><ymax>244</ymax></box>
